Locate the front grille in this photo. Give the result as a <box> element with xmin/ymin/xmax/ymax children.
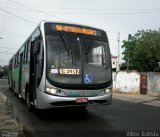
<box><xmin>50</xmin><ymin>100</ymin><xmax>108</xmax><ymax>107</ymax></box>
<box><xmin>50</xmin><ymin>101</ymin><xmax>88</xmax><ymax>106</ymax></box>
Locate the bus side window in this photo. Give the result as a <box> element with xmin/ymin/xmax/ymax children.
<box><xmin>17</xmin><ymin>52</ymin><xmax>19</xmax><ymax>67</ymax></box>
<box><xmin>26</xmin><ymin>40</ymin><xmax>31</xmax><ymax>62</ymax></box>
<box><xmin>14</xmin><ymin>55</ymin><xmax>16</xmax><ymax>68</ymax></box>
<box><xmin>15</xmin><ymin>53</ymin><xmax>18</xmax><ymax>68</ymax></box>
<box><xmin>23</xmin><ymin>44</ymin><xmax>26</xmax><ymax>63</ymax></box>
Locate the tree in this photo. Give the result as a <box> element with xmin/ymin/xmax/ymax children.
<box><xmin>122</xmin><ymin>29</ymin><xmax>160</xmax><ymax>72</ymax></box>
<box><xmin>0</xmin><ymin>65</ymin><xmax>9</xmax><ymax>78</ymax></box>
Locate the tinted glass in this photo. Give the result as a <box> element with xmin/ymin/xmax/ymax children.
<box><xmin>46</xmin><ymin>35</ymin><xmax>82</xmax><ymax>84</ymax></box>
<box><xmin>46</xmin><ymin>35</ymin><xmax>111</xmax><ymax>85</ymax></box>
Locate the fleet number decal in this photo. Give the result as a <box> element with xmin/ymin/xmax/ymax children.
<box><xmin>59</xmin><ymin>69</ymin><xmax>80</xmax><ymax>75</ymax></box>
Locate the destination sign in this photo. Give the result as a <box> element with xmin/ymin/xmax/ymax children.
<box><xmin>59</xmin><ymin>69</ymin><xmax>80</xmax><ymax>75</ymax></box>
<box><xmin>55</xmin><ymin>25</ymin><xmax>97</xmax><ymax>36</ymax></box>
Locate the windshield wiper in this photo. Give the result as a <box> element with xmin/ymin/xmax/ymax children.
<box><xmin>60</xmin><ymin>32</ymin><xmax>71</xmax><ymax>55</ymax></box>
<box><xmin>86</xmin><ymin>38</ymin><xmax>96</xmax><ymax>54</ymax></box>
<box><xmin>60</xmin><ymin>32</ymin><xmax>74</xmax><ymax>65</ymax></box>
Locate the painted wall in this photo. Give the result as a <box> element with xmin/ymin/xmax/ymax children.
<box><xmin>113</xmin><ymin>71</ymin><xmax>160</xmax><ymax>97</ymax></box>
<box><xmin>113</xmin><ymin>71</ymin><xmax>140</xmax><ymax>94</ymax></box>
<box><xmin>147</xmin><ymin>72</ymin><xmax>160</xmax><ymax>96</ymax></box>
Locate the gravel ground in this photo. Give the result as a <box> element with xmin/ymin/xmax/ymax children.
<box><xmin>0</xmin><ymin>91</ymin><xmax>24</xmax><ymax>137</ymax></box>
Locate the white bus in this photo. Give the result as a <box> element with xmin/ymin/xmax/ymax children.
<box><xmin>8</xmin><ymin>21</ymin><xmax>112</xmax><ymax>110</ymax></box>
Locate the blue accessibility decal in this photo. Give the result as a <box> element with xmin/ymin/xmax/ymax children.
<box><xmin>84</xmin><ymin>74</ymin><xmax>92</xmax><ymax>84</ymax></box>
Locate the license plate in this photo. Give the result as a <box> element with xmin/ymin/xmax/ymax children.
<box><xmin>76</xmin><ymin>98</ymin><xmax>88</xmax><ymax>103</ymax></box>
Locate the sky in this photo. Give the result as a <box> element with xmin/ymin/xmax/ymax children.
<box><xmin>0</xmin><ymin>0</ymin><xmax>160</xmax><ymax>66</ymax></box>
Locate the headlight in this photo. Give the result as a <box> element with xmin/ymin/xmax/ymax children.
<box><xmin>105</xmin><ymin>89</ymin><xmax>112</xmax><ymax>94</ymax></box>
<box><xmin>45</xmin><ymin>86</ymin><xmax>66</xmax><ymax>96</ymax></box>
<box><xmin>45</xmin><ymin>87</ymin><xmax>57</xmax><ymax>94</ymax></box>
<box><xmin>98</xmin><ymin>89</ymin><xmax>112</xmax><ymax>96</ymax></box>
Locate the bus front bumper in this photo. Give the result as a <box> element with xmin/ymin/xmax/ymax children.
<box><xmin>36</xmin><ymin>90</ymin><xmax>112</xmax><ymax>109</ymax></box>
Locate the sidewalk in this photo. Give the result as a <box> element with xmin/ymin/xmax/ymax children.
<box><xmin>0</xmin><ymin>91</ymin><xmax>24</xmax><ymax>137</ymax></box>
<box><xmin>113</xmin><ymin>92</ymin><xmax>160</xmax><ymax>107</ymax></box>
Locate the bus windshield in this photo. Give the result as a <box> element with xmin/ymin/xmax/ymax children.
<box><xmin>46</xmin><ymin>35</ymin><xmax>111</xmax><ymax>85</ymax></box>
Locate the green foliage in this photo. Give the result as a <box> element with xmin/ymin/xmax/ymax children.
<box><xmin>0</xmin><ymin>65</ymin><xmax>9</xmax><ymax>77</ymax></box>
<box><xmin>122</xmin><ymin>29</ymin><xmax>160</xmax><ymax>72</ymax></box>
<box><xmin>2</xmin><ymin>65</ymin><xmax>9</xmax><ymax>76</ymax></box>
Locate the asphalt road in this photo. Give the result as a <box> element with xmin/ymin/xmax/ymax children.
<box><xmin>0</xmin><ymin>79</ymin><xmax>160</xmax><ymax>137</ymax></box>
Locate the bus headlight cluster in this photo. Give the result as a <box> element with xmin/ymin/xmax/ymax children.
<box><xmin>105</xmin><ymin>89</ymin><xmax>112</xmax><ymax>94</ymax></box>
<box><xmin>98</xmin><ymin>89</ymin><xmax>112</xmax><ymax>96</ymax></box>
<box><xmin>45</xmin><ymin>87</ymin><xmax>66</xmax><ymax>96</ymax></box>
<box><xmin>46</xmin><ymin>87</ymin><xmax>57</xmax><ymax>94</ymax></box>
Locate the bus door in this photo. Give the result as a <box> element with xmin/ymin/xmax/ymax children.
<box><xmin>10</xmin><ymin>59</ymin><xmax>13</xmax><ymax>89</ymax></box>
<box><xmin>19</xmin><ymin>53</ymin><xmax>23</xmax><ymax>97</ymax></box>
<box><xmin>29</xmin><ymin>39</ymin><xmax>40</xmax><ymax>103</ymax></box>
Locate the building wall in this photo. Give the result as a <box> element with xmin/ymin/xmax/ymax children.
<box><xmin>113</xmin><ymin>71</ymin><xmax>140</xmax><ymax>94</ymax></box>
<box><xmin>147</xmin><ymin>72</ymin><xmax>160</xmax><ymax>96</ymax></box>
<box><xmin>113</xmin><ymin>71</ymin><xmax>160</xmax><ymax>97</ymax></box>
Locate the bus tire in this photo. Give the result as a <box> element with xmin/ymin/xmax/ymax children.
<box><xmin>14</xmin><ymin>91</ymin><xmax>17</xmax><ymax>97</ymax></box>
<box><xmin>26</xmin><ymin>92</ymin><xmax>35</xmax><ymax>111</ymax></box>
<box><xmin>9</xmin><ymin>87</ymin><xmax>12</xmax><ymax>91</ymax></box>
<box><xmin>13</xmin><ymin>81</ymin><xmax>18</xmax><ymax>97</ymax></box>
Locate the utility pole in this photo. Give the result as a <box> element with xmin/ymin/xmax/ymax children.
<box><xmin>116</xmin><ymin>32</ymin><xmax>120</xmax><ymax>71</ymax></box>
<box><xmin>127</xmin><ymin>53</ymin><xmax>130</xmax><ymax>71</ymax></box>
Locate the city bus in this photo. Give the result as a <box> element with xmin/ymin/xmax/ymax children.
<box><xmin>8</xmin><ymin>21</ymin><xmax>112</xmax><ymax>110</ymax></box>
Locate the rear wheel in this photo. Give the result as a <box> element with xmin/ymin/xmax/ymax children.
<box><xmin>13</xmin><ymin>81</ymin><xmax>17</xmax><ymax>97</ymax></box>
<box><xmin>14</xmin><ymin>91</ymin><xmax>17</xmax><ymax>97</ymax></box>
<box><xmin>26</xmin><ymin>92</ymin><xmax>35</xmax><ymax>111</ymax></box>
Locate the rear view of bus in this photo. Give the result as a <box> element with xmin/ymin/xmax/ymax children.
<box><xmin>36</xmin><ymin>22</ymin><xmax>112</xmax><ymax>109</ymax></box>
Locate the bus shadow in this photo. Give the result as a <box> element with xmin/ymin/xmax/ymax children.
<box><xmin>34</xmin><ymin>107</ymin><xmax>90</xmax><ymax>120</ymax></box>
<box><xmin>32</xmin><ymin>106</ymin><xmax>114</xmax><ymax>133</ymax></box>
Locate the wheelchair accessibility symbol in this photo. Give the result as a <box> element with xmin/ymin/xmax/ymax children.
<box><xmin>84</xmin><ymin>74</ymin><xmax>92</xmax><ymax>84</ymax></box>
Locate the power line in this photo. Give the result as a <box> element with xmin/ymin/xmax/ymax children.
<box><xmin>38</xmin><ymin>7</ymin><xmax>160</xmax><ymax>11</ymax></box>
<box><xmin>3</xmin><ymin>4</ymin><xmax>159</xmax><ymax>11</ymax></box>
<box><xmin>0</xmin><ymin>31</ymin><xmax>25</xmax><ymax>37</ymax></box>
<box><xmin>2</xmin><ymin>5</ymin><xmax>160</xmax><ymax>11</ymax></box>
<box><xmin>0</xmin><ymin>5</ymin><xmax>160</xmax><ymax>15</ymax></box>
<box><xmin>0</xmin><ymin>59</ymin><xmax>9</xmax><ymax>61</ymax></box>
<box><xmin>1</xmin><ymin>0</ymin><xmax>9</xmax><ymax>39</ymax></box>
<box><xmin>0</xmin><ymin>51</ymin><xmax>13</xmax><ymax>54</ymax></box>
<box><xmin>0</xmin><ymin>46</ymin><xmax>18</xmax><ymax>49</ymax></box>
<box><xmin>0</xmin><ymin>7</ymin><xmax>37</xmax><ymax>25</ymax></box>
<box><xmin>39</xmin><ymin>10</ymin><xmax>160</xmax><ymax>15</ymax></box>
<box><xmin>9</xmin><ymin>0</ymin><xmax>72</xmax><ymax>22</ymax></box>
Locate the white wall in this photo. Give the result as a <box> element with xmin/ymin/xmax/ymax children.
<box><xmin>147</xmin><ymin>72</ymin><xmax>160</xmax><ymax>96</ymax></box>
<box><xmin>113</xmin><ymin>71</ymin><xmax>140</xmax><ymax>94</ymax></box>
